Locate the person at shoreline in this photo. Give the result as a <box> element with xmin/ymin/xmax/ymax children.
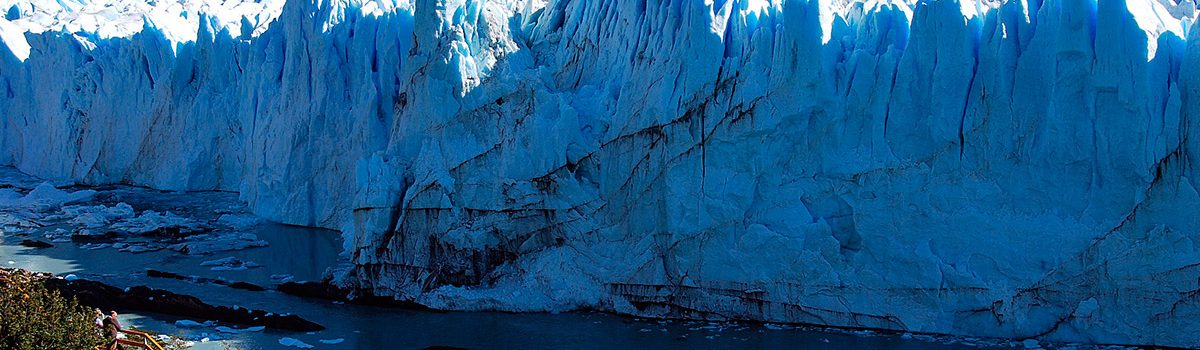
<box><xmin>109</xmin><ymin>311</ymin><xmax>122</xmax><ymax>332</ymax></box>
<box><xmin>93</xmin><ymin>308</ymin><xmax>104</xmax><ymax>329</ymax></box>
<box><xmin>103</xmin><ymin>310</ymin><xmax>123</xmax><ymax>350</ymax></box>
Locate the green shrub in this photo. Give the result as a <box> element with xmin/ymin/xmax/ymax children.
<box><xmin>0</xmin><ymin>273</ymin><xmax>105</xmax><ymax>350</ymax></box>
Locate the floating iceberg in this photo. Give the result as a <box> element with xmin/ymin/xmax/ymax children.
<box><xmin>278</xmin><ymin>337</ymin><xmax>314</xmax><ymax>349</ymax></box>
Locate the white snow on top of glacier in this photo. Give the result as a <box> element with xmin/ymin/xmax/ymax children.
<box><xmin>0</xmin><ymin>0</ymin><xmax>287</xmax><ymax>57</ymax></box>
<box><xmin>0</xmin><ymin>14</ymin><xmax>28</xmax><ymax>59</ymax></box>
<box><xmin>737</xmin><ymin>0</ymin><xmax>778</xmax><ymax>13</ymax></box>
<box><xmin>707</xmin><ymin>0</ymin><xmax>915</xmax><ymax>43</ymax></box>
<box><xmin>695</xmin><ymin>0</ymin><xmax>1192</xmax><ymax>56</ymax></box>
<box><xmin>1126</xmin><ymin>0</ymin><xmax>1195</xmax><ymax>60</ymax></box>
<box><xmin>0</xmin><ymin>0</ymin><xmax>1194</xmax><ymax>61</ymax></box>
<box><xmin>0</xmin><ymin>0</ymin><xmax>417</xmax><ymax>60</ymax></box>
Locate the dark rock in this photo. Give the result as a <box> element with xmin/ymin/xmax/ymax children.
<box><xmin>146</xmin><ymin>269</ymin><xmax>265</xmax><ymax>292</ymax></box>
<box><xmin>140</xmin><ymin>225</ymin><xmax>207</xmax><ymax>238</ymax></box>
<box><xmin>228</xmin><ymin>281</ymin><xmax>266</xmax><ymax>292</ymax></box>
<box><xmin>44</xmin><ymin>278</ymin><xmax>323</xmax><ymax>332</ymax></box>
<box><xmin>278</xmin><ymin>281</ymin><xmax>432</xmax><ymax>310</ymax></box>
<box><xmin>71</xmin><ymin>229</ymin><xmax>117</xmax><ymax>242</ymax></box>
<box><xmin>276</xmin><ymin>281</ymin><xmax>347</xmax><ymax>300</ymax></box>
<box><xmin>145</xmin><ymin>269</ymin><xmax>188</xmax><ymax>280</ymax></box>
<box><xmin>19</xmin><ymin>239</ymin><xmax>53</xmax><ymax>248</ymax></box>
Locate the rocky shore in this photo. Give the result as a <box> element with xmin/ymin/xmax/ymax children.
<box><xmin>0</xmin><ymin>268</ymin><xmax>323</xmax><ymax>332</ymax></box>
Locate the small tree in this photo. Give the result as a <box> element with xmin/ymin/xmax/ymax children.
<box><xmin>0</xmin><ymin>273</ymin><xmax>105</xmax><ymax>350</ymax></box>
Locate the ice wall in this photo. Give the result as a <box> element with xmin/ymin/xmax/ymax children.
<box><xmin>3</xmin><ymin>0</ymin><xmax>1200</xmax><ymax>346</ymax></box>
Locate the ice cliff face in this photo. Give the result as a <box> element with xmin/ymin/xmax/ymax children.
<box><xmin>3</xmin><ymin>0</ymin><xmax>1200</xmax><ymax>346</ymax></box>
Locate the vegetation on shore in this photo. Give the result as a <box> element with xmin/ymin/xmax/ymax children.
<box><xmin>0</xmin><ymin>268</ymin><xmax>106</xmax><ymax>350</ymax></box>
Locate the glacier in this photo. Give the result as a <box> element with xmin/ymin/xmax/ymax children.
<box><xmin>3</xmin><ymin>0</ymin><xmax>1200</xmax><ymax>347</ymax></box>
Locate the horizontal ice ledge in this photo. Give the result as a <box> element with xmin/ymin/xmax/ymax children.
<box><xmin>4</xmin><ymin>0</ymin><xmax>1200</xmax><ymax>347</ymax></box>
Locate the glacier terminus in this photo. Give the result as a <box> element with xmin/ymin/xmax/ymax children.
<box><xmin>2</xmin><ymin>0</ymin><xmax>1200</xmax><ymax>347</ymax></box>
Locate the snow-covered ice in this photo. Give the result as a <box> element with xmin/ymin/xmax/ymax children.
<box><xmin>200</xmin><ymin>256</ymin><xmax>261</xmax><ymax>271</ymax></box>
<box><xmin>0</xmin><ymin>183</ymin><xmax>95</xmax><ymax>211</ymax></box>
<box><xmin>174</xmin><ymin>320</ymin><xmax>215</xmax><ymax>328</ymax></box>
<box><xmin>2</xmin><ymin>0</ymin><xmax>1200</xmax><ymax>347</ymax></box>
<box><xmin>110</xmin><ymin>210</ymin><xmax>200</xmax><ymax>235</ymax></box>
<box><xmin>167</xmin><ymin>233</ymin><xmax>268</xmax><ymax>255</ymax></box>
<box><xmin>64</xmin><ymin>203</ymin><xmax>135</xmax><ymax>228</ymax></box>
<box><xmin>0</xmin><ymin>169</ymin><xmax>270</xmax><ymax>259</ymax></box>
<box><xmin>278</xmin><ymin>337</ymin><xmax>314</xmax><ymax>348</ymax></box>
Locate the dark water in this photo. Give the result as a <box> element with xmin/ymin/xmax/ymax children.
<box><xmin>0</xmin><ymin>179</ymin><xmax>1011</xmax><ymax>349</ymax></box>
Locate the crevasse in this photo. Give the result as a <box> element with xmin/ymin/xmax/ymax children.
<box><xmin>2</xmin><ymin>0</ymin><xmax>1200</xmax><ymax>346</ymax></box>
